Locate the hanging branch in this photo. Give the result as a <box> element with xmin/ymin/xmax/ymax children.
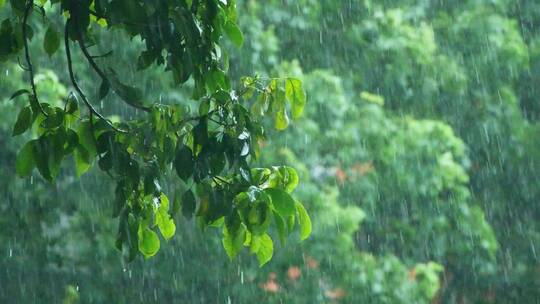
<box><xmin>64</xmin><ymin>21</ymin><xmax>127</xmax><ymax>133</ymax></box>
<box><xmin>77</xmin><ymin>36</ymin><xmax>151</xmax><ymax>112</ymax></box>
<box><xmin>22</xmin><ymin>0</ymin><xmax>48</xmax><ymax>116</ymax></box>
<box><xmin>77</xmin><ymin>38</ymin><xmax>109</xmax><ymax>81</ymax></box>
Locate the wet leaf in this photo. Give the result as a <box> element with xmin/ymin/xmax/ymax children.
<box><xmin>181</xmin><ymin>189</ymin><xmax>197</xmax><ymax>219</ymax></box>
<box><xmin>15</xmin><ymin>140</ymin><xmax>35</xmax><ymax>177</ymax></box>
<box><xmin>12</xmin><ymin>106</ymin><xmax>33</xmax><ymax>136</ymax></box>
<box><xmin>156</xmin><ymin>193</ymin><xmax>176</xmax><ymax>240</ymax></box>
<box><xmin>222</xmin><ymin>224</ymin><xmax>246</xmax><ymax>260</ymax></box>
<box><xmin>224</xmin><ymin>21</ymin><xmax>243</xmax><ymax>48</ymax></box>
<box><xmin>295</xmin><ymin>201</ymin><xmax>311</xmax><ymax>241</ymax></box>
<box><xmin>256</xmin><ymin>234</ymin><xmax>273</xmax><ymax>266</ymax></box>
<box><xmin>43</xmin><ymin>24</ymin><xmax>60</xmax><ymax>57</ymax></box>
<box><xmin>265</xmin><ymin>188</ymin><xmax>296</xmax><ymax>216</ymax></box>
<box><xmin>138</xmin><ymin>226</ymin><xmax>160</xmax><ymax>258</ymax></box>
<box><xmin>175</xmin><ymin>145</ymin><xmax>194</xmax><ymax>181</ymax></box>
<box><xmin>285</xmin><ymin>78</ymin><xmax>306</xmax><ymax>119</ymax></box>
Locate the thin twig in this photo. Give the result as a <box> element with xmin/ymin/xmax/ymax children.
<box><xmin>64</xmin><ymin>21</ymin><xmax>127</xmax><ymax>133</ymax></box>
<box><xmin>77</xmin><ymin>40</ymin><xmax>109</xmax><ymax>79</ymax></box>
<box><xmin>22</xmin><ymin>1</ymin><xmax>48</xmax><ymax>116</ymax></box>
<box><xmin>90</xmin><ymin>50</ymin><xmax>113</xmax><ymax>59</ymax></box>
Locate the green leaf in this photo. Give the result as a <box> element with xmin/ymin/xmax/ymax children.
<box><xmin>28</xmin><ymin>95</ymin><xmax>40</xmax><ymax>114</ymax></box>
<box><xmin>274</xmin><ymin>106</ymin><xmax>289</xmax><ymax>130</ymax></box>
<box><xmin>265</xmin><ymin>188</ymin><xmax>296</xmax><ymax>216</ymax></box>
<box><xmin>77</xmin><ymin>121</ymin><xmax>97</xmax><ymax>158</ymax></box>
<box><xmin>251</xmin><ymin>168</ymin><xmax>271</xmax><ymax>185</ymax></box>
<box><xmin>74</xmin><ymin>145</ymin><xmax>91</xmax><ymax>177</ymax></box>
<box><xmin>181</xmin><ymin>189</ymin><xmax>197</xmax><ymax>219</ymax></box>
<box><xmin>138</xmin><ymin>225</ymin><xmax>160</xmax><ymax>258</ymax></box>
<box><xmin>33</xmin><ymin>134</ymin><xmax>64</xmax><ymax>181</ymax></box>
<box><xmin>206</xmin><ymin>68</ymin><xmax>230</xmax><ymax>91</ymax></box>
<box><xmin>175</xmin><ymin>145</ymin><xmax>194</xmax><ymax>181</ymax></box>
<box><xmin>39</xmin><ymin>107</ymin><xmax>64</xmax><ymax>129</ymax></box>
<box><xmin>273</xmin><ymin>211</ymin><xmax>287</xmax><ymax>244</ymax></box>
<box><xmin>33</xmin><ymin>138</ymin><xmax>52</xmax><ymax>181</ymax></box>
<box><xmin>158</xmin><ymin>215</ymin><xmax>176</xmax><ymax>240</ymax></box>
<box><xmin>64</xmin><ymin>129</ymin><xmax>81</xmax><ymax>155</ymax></box>
<box><xmin>172</xmin><ymin>193</ymin><xmax>182</xmax><ymax>217</ymax></box>
<box><xmin>285</xmin><ymin>78</ymin><xmax>306</xmax><ymax>119</ymax></box>
<box><xmin>199</xmin><ymin>98</ymin><xmax>210</xmax><ymax>116</ymax></box>
<box><xmin>9</xmin><ymin>0</ymin><xmax>25</xmax><ymax>13</ymax></box>
<box><xmin>295</xmin><ymin>201</ymin><xmax>311</xmax><ymax>241</ymax></box>
<box><xmin>222</xmin><ymin>224</ymin><xmax>246</xmax><ymax>260</ymax></box>
<box><xmin>256</xmin><ymin>234</ymin><xmax>273</xmax><ymax>266</ymax></box>
<box><xmin>113</xmin><ymin>182</ymin><xmax>126</xmax><ymax>218</ymax></box>
<box><xmin>224</xmin><ymin>21</ymin><xmax>243</xmax><ymax>48</ymax></box>
<box><xmin>281</xmin><ymin>166</ymin><xmax>299</xmax><ymax>193</ymax></box>
<box><xmin>98</xmin><ymin>80</ymin><xmax>110</xmax><ymax>101</ymax></box>
<box><xmin>124</xmin><ymin>214</ymin><xmax>139</xmax><ymax>261</ymax></box>
<box><xmin>16</xmin><ymin>140</ymin><xmax>35</xmax><ymax>177</ymax></box>
<box><xmin>286</xmin><ymin>214</ymin><xmax>296</xmax><ymax>232</ymax></box>
<box><xmin>156</xmin><ymin>193</ymin><xmax>176</xmax><ymax>240</ymax></box>
<box><xmin>48</xmin><ymin>133</ymin><xmax>65</xmax><ymax>179</ymax></box>
<box><xmin>65</xmin><ymin>95</ymin><xmax>78</xmax><ymax>114</ymax></box>
<box><xmin>249</xmin><ymin>233</ymin><xmax>261</xmax><ymax>253</ymax></box>
<box><xmin>43</xmin><ymin>24</ymin><xmax>60</xmax><ymax>57</ymax></box>
<box><xmin>12</xmin><ymin>106</ymin><xmax>33</xmax><ymax>136</ymax></box>
<box><xmin>251</xmin><ymin>94</ymin><xmax>267</xmax><ymax>116</ymax></box>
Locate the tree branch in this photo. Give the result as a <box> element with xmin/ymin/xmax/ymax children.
<box><xmin>77</xmin><ymin>31</ymin><xmax>151</xmax><ymax>112</ymax></box>
<box><xmin>77</xmin><ymin>38</ymin><xmax>109</xmax><ymax>80</ymax></box>
<box><xmin>64</xmin><ymin>21</ymin><xmax>127</xmax><ymax>133</ymax></box>
<box><xmin>22</xmin><ymin>1</ymin><xmax>48</xmax><ymax>116</ymax></box>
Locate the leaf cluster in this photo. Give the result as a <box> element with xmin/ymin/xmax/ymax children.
<box><xmin>3</xmin><ymin>0</ymin><xmax>309</xmax><ymax>263</ymax></box>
